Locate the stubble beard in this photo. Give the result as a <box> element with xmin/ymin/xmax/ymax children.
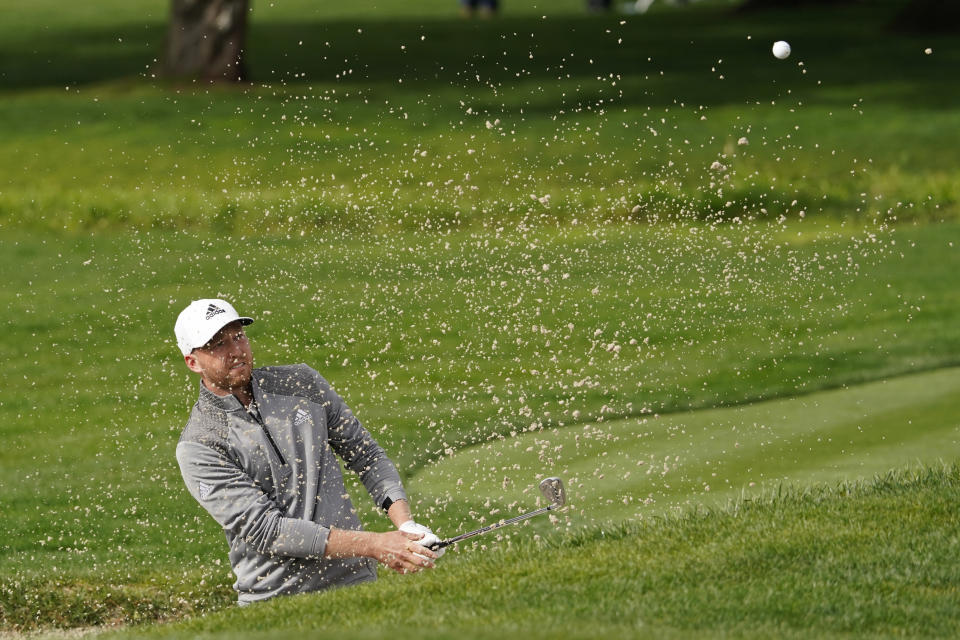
<box><xmin>205</xmin><ymin>360</ymin><xmax>252</xmax><ymax>397</ymax></box>
<box><xmin>224</xmin><ymin>361</ymin><xmax>252</xmax><ymax>393</ymax></box>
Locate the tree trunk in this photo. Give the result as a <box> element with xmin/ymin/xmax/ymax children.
<box><xmin>164</xmin><ymin>0</ymin><xmax>250</xmax><ymax>82</ymax></box>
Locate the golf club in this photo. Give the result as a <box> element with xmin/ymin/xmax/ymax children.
<box><xmin>428</xmin><ymin>477</ymin><xmax>566</xmax><ymax>550</ymax></box>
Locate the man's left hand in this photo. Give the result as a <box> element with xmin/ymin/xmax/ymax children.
<box><xmin>399</xmin><ymin>520</ymin><xmax>446</xmax><ymax>558</ymax></box>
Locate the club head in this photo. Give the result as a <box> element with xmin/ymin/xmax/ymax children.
<box><xmin>538</xmin><ymin>476</ymin><xmax>566</xmax><ymax>508</ymax></box>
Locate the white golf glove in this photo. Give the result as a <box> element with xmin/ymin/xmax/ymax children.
<box><xmin>399</xmin><ymin>520</ymin><xmax>446</xmax><ymax>558</ymax></box>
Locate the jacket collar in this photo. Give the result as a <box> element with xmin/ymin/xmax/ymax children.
<box><xmin>197</xmin><ymin>375</ymin><xmax>265</xmax><ymax>413</ymax></box>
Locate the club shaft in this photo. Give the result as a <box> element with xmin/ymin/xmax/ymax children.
<box><xmin>432</xmin><ymin>504</ymin><xmax>555</xmax><ymax>549</ymax></box>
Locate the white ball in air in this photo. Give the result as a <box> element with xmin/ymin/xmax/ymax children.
<box><xmin>772</xmin><ymin>40</ymin><xmax>791</xmax><ymax>60</ymax></box>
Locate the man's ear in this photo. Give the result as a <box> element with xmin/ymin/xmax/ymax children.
<box><xmin>184</xmin><ymin>353</ymin><xmax>204</xmax><ymax>374</ymax></box>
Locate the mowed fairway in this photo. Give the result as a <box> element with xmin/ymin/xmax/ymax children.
<box><xmin>1</xmin><ymin>0</ymin><xmax>959</xmax><ymax>231</ymax></box>
<box><xmin>412</xmin><ymin>366</ymin><xmax>960</xmax><ymax>535</ymax></box>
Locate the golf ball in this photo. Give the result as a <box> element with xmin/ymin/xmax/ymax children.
<box><xmin>772</xmin><ymin>40</ymin><xmax>791</xmax><ymax>59</ymax></box>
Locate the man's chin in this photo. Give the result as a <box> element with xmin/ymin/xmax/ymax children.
<box><xmin>228</xmin><ymin>366</ymin><xmax>252</xmax><ymax>386</ymax></box>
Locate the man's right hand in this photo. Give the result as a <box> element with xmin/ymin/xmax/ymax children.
<box><xmin>325</xmin><ymin>528</ymin><xmax>437</xmax><ymax>574</ymax></box>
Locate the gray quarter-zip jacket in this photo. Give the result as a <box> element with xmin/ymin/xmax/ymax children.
<box><xmin>176</xmin><ymin>363</ymin><xmax>407</xmax><ymax>604</ymax></box>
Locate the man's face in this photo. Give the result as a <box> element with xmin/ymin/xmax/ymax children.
<box><xmin>184</xmin><ymin>321</ymin><xmax>254</xmax><ymax>395</ymax></box>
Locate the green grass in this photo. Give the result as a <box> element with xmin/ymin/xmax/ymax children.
<box><xmin>1</xmin><ymin>0</ymin><xmax>958</xmax><ymax>232</ymax></box>
<box><xmin>413</xmin><ymin>366</ymin><xmax>960</xmax><ymax>534</ymax></box>
<box><xmin>1</xmin><ymin>221</ymin><xmax>958</xmax><ymax>633</ymax></box>
<box><xmin>2</xmin><ymin>0</ymin><xmax>960</xmax><ymax>635</ymax></box>
<box><xmin>90</xmin><ymin>464</ymin><xmax>960</xmax><ymax>639</ymax></box>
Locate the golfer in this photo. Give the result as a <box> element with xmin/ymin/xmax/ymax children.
<box><xmin>174</xmin><ymin>298</ymin><xmax>441</xmax><ymax>605</ymax></box>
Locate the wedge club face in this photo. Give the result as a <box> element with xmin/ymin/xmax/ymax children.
<box><xmin>432</xmin><ymin>477</ymin><xmax>566</xmax><ymax>550</ymax></box>
<box><xmin>538</xmin><ymin>476</ymin><xmax>566</xmax><ymax>509</ymax></box>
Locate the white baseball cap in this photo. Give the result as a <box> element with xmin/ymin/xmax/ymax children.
<box><xmin>175</xmin><ymin>299</ymin><xmax>254</xmax><ymax>356</ymax></box>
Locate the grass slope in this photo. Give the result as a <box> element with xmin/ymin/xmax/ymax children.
<box><xmin>96</xmin><ymin>464</ymin><xmax>960</xmax><ymax>640</ymax></box>
<box><xmin>0</xmin><ymin>221</ymin><xmax>958</xmax><ymax>632</ymax></box>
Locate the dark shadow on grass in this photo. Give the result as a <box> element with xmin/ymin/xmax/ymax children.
<box><xmin>1</xmin><ymin>5</ymin><xmax>958</xmax><ymax>109</ymax></box>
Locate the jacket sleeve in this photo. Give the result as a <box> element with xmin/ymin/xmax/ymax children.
<box><xmin>308</xmin><ymin>367</ymin><xmax>408</xmax><ymax>509</ymax></box>
<box><xmin>176</xmin><ymin>440</ymin><xmax>330</xmax><ymax>558</ymax></box>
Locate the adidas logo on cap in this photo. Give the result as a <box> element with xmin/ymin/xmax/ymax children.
<box><xmin>206</xmin><ymin>304</ymin><xmax>226</xmax><ymax>320</ymax></box>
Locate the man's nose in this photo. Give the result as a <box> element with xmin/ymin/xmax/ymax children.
<box><xmin>226</xmin><ymin>338</ymin><xmax>245</xmax><ymax>358</ymax></box>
